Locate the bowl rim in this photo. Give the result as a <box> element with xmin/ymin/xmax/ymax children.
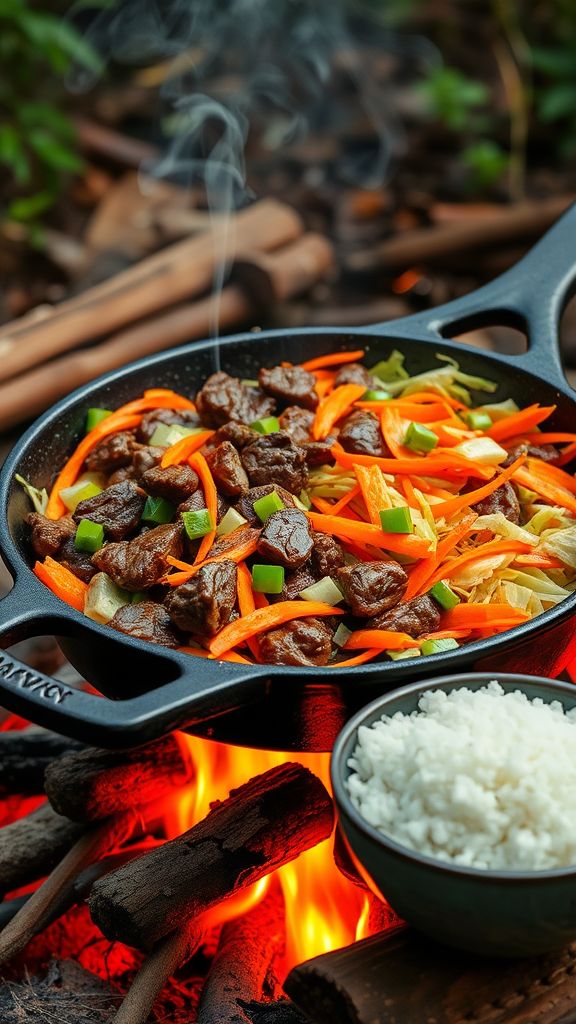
<box><xmin>331</xmin><ymin>671</ymin><xmax>576</xmax><ymax>882</ymax></box>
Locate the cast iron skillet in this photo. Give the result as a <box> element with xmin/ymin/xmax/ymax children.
<box><xmin>1</xmin><ymin>206</ymin><xmax>576</xmax><ymax>752</ymax></box>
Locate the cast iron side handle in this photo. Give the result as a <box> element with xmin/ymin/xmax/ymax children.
<box><xmin>371</xmin><ymin>202</ymin><xmax>576</xmax><ymax>386</ymax></box>
<box><xmin>0</xmin><ymin>584</ymin><xmax>263</xmax><ymax>748</ymax></box>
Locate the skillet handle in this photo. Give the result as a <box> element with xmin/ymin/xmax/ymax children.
<box><xmin>0</xmin><ymin>584</ymin><xmax>263</xmax><ymax>748</ymax></box>
<box><xmin>376</xmin><ymin>202</ymin><xmax>576</xmax><ymax>386</ymax></box>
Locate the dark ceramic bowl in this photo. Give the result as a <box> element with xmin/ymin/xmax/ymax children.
<box><xmin>331</xmin><ymin>672</ymin><xmax>576</xmax><ymax>957</ymax></box>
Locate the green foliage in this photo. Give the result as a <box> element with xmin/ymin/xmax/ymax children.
<box><xmin>418</xmin><ymin>66</ymin><xmax>489</xmax><ymax>132</ymax></box>
<box><xmin>0</xmin><ymin>0</ymin><xmax>101</xmax><ymax>225</ymax></box>
<box><xmin>461</xmin><ymin>141</ymin><xmax>508</xmax><ymax>191</ymax></box>
<box><xmin>532</xmin><ymin>45</ymin><xmax>576</xmax><ymax>157</ymax></box>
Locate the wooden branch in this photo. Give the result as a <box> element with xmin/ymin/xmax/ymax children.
<box><xmin>0</xmin><ymin>199</ymin><xmax>302</xmax><ymax>383</ymax></box>
<box><xmin>197</xmin><ymin>877</ymin><xmax>286</xmax><ymax>1024</ymax></box>
<box><xmin>0</xmin><ymin>803</ymin><xmax>84</xmax><ymax>894</ymax></box>
<box><xmin>74</xmin><ymin>116</ymin><xmax>159</xmax><ymax>169</ymax></box>
<box><xmin>0</xmin><ymin>729</ymin><xmax>82</xmax><ymax>795</ymax></box>
<box><xmin>89</xmin><ymin>762</ymin><xmax>334</xmax><ymax>951</ymax></box>
<box><xmin>284</xmin><ymin>927</ymin><xmax>576</xmax><ymax>1024</ymax></box>
<box><xmin>0</xmin><ymin>232</ymin><xmax>333</xmax><ymax>431</ymax></box>
<box><xmin>44</xmin><ymin>734</ymin><xmax>193</xmax><ymax>821</ymax></box>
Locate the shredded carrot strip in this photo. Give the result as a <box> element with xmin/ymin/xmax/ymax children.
<box><xmin>332</xmin><ymin>442</ymin><xmax>495</xmax><ymax>480</ymax></box>
<box><xmin>306</xmin><ymin>510</ymin><xmax>431</xmax><ymax>558</ymax></box>
<box><xmin>160</xmin><ymin>430</ymin><xmax>214</xmax><ymax>468</ymax></box>
<box><xmin>327</xmin><ymin>649</ymin><xmax>382</xmax><ymax>667</ymax></box>
<box><xmin>429</xmin><ymin>423</ymin><xmax>477</xmax><ymax>448</ymax></box>
<box><xmin>354</xmin><ymin>465</ymin><xmax>391</xmax><ymax>525</ymax></box>
<box><xmin>34</xmin><ymin>557</ymin><xmax>87</xmax><ymax>612</ymax></box>
<box><xmin>163</xmin><ymin>531</ymin><xmax>260</xmax><ymax>584</ymax></box>
<box><xmin>208</xmin><ymin>601</ymin><xmax>343</xmax><ymax>657</ymax></box>
<box><xmin>431</xmin><ymin>455</ymin><xmax>525</xmax><ymax>520</ymax></box>
<box><xmin>45</xmin><ymin>412</ymin><xmax>142</xmax><ymax>519</ymax></box>
<box><xmin>425</xmin><ymin>539</ymin><xmax>532</xmax><ymax>590</ymax></box>
<box><xmin>115</xmin><ymin>390</ymin><xmax>195</xmax><ymax>417</ymax></box>
<box><xmin>188</xmin><ymin>452</ymin><xmax>217</xmax><ymax>564</ymax></box>
<box><xmin>524</xmin><ymin>457</ymin><xmax>576</xmax><ymax>496</ymax></box>
<box><xmin>403</xmin><ymin>512</ymin><xmax>478</xmax><ymax>601</ymax></box>
<box><xmin>253</xmin><ymin>590</ymin><xmax>269</xmax><ymax>609</ymax></box>
<box><xmin>236</xmin><ymin>562</ymin><xmax>260</xmax><ymax>659</ymax></box>
<box><xmin>380</xmin><ymin>408</ymin><xmax>416</xmax><ymax>460</ymax></box>
<box><xmin>505</xmin><ymin>432</ymin><xmax>576</xmax><ymax>446</ymax></box>
<box><xmin>487</xmin><ymin>405</ymin><xmax>555</xmax><ymax>442</ymax></box>
<box><xmin>312</xmin><ymin>384</ymin><xmax>366</xmax><ymax>440</ymax></box>
<box><xmin>331</xmin><ymin>484</ymin><xmax>361</xmax><ymax>515</ymax></box>
<box><xmin>441</xmin><ymin>603</ymin><xmax>530</xmax><ymax>629</ymax></box>
<box><xmin>513</xmin><ymin>465</ymin><xmax>576</xmax><ymax>516</ymax></box>
<box><xmin>392</xmin><ymin>390</ymin><xmax>466</xmax><ymax>410</ymax></box>
<box><xmin>314</xmin><ymin>376</ymin><xmax>335</xmax><ymax>400</ymax></box>
<box><xmin>344</xmin><ymin>630</ymin><xmax>420</xmax><ymax>651</ymax></box>
<box><xmin>556</xmin><ymin>443</ymin><xmax>576</xmax><ymax>467</ymax></box>
<box><xmin>515</xmin><ymin>552</ymin><xmax>566</xmax><ymax>569</ymax></box>
<box><xmin>218</xmin><ymin>651</ymin><xmax>255</xmax><ymax>664</ymax></box>
<box><xmin>179</xmin><ymin>646</ymin><xmax>254</xmax><ymax>664</ymax></box>
<box><xmin>398</xmin><ymin>476</ymin><xmax>420</xmax><ymax>510</ymax></box>
<box><xmin>355</xmin><ymin>401</ymin><xmax>451</xmax><ymax>421</ymax></box>
<box><xmin>300</xmin><ymin>349</ymin><xmax>365</xmax><ymax>371</ymax></box>
<box><xmin>419</xmin><ymin>629</ymin><xmax>472</xmax><ymax>641</ymax></box>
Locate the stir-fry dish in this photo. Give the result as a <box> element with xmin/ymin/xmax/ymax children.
<box><xmin>22</xmin><ymin>349</ymin><xmax>576</xmax><ymax>667</ymax></box>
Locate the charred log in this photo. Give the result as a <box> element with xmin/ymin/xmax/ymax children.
<box><xmin>0</xmin><ymin>730</ymin><xmax>82</xmax><ymax>795</ymax></box>
<box><xmin>0</xmin><ymin>803</ymin><xmax>84</xmax><ymax>893</ymax></box>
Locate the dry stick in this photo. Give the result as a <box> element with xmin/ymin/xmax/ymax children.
<box><xmin>0</xmin><ymin>811</ymin><xmax>137</xmax><ymax>966</ymax></box>
<box><xmin>0</xmin><ymin>232</ymin><xmax>333</xmax><ymax>431</ymax></box>
<box><xmin>44</xmin><ymin>734</ymin><xmax>194</xmax><ymax>822</ymax></box>
<box><xmin>74</xmin><ymin>116</ymin><xmax>160</xmax><ymax>168</ymax></box>
<box><xmin>0</xmin><ymin>803</ymin><xmax>85</xmax><ymax>894</ymax></box>
<box><xmin>346</xmin><ymin>194</ymin><xmax>574</xmax><ymax>272</ymax></box>
<box><xmin>0</xmin><ymin>198</ymin><xmax>302</xmax><ymax>382</ymax></box>
<box><xmin>89</xmin><ymin>762</ymin><xmax>334</xmax><ymax>951</ymax></box>
<box><xmin>197</xmin><ymin>877</ymin><xmax>286</xmax><ymax>1024</ymax></box>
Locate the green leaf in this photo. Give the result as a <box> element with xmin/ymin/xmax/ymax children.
<box><xmin>461</xmin><ymin>141</ymin><xmax>509</xmax><ymax>190</ymax></box>
<box><xmin>418</xmin><ymin>66</ymin><xmax>489</xmax><ymax>133</ymax></box>
<box><xmin>538</xmin><ymin>84</ymin><xmax>576</xmax><ymax>122</ymax></box>
<box><xmin>531</xmin><ymin>47</ymin><xmax>576</xmax><ymax>79</ymax></box>
<box><xmin>0</xmin><ymin>123</ymin><xmax>31</xmax><ymax>184</ymax></box>
<box><xmin>18</xmin><ymin>103</ymin><xmax>75</xmax><ymax>140</ymax></box>
<box><xmin>28</xmin><ymin>129</ymin><xmax>83</xmax><ymax>172</ymax></box>
<box><xmin>9</xmin><ymin>191</ymin><xmax>55</xmax><ymax>222</ymax></box>
<box><xmin>54</xmin><ymin>20</ymin><xmax>103</xmax><ymax>74</ymax></box>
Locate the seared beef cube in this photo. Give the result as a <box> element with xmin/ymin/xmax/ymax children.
<box><xmin>206</xmin><ymin>525</ymin><xmax>261</xmax><ymax>561</ymax></box>
<box><xmin>178</xmin><ymin>490</ymin><xmax>228</xmax><ymax>524</ymax></box>
<box><xmin>85</xmin><ymin>431</ymin><xmax>137</xmax><ymax>474</ymax></box>
<box><xmin>338</xmin><ymin>411</ymin><xmax>389</xmax><ymax>458</ymax></box>
<box><xmin>165</xmin><ymin>560</ymin><xmax>237</xmax><ymax>637</ymax></box>
<box><xmin>257</xmin><ymin>508</ymin><xmax>313</xmax><ymax>569</ymax></box>
<box><xmin>258</xmin><ymin>365</ymin><xmax>319</xmax><ymax>410</ymax></box>
<box><xmin>196</xmin><ymin>372</ymin><xmax>275</xmax><ymax>427</ymax></box>
<box><xmin>337</xmin><ymin>560</ymin><xmax>408</xmax><ymax>618</ymax></box>
<box><xmin>92</xmin><ymin>522</ymin><xmax>183</xmax><ymax>591</ymax></box>
<box><xmin>213</xmin><ymin>421</ymin><xmax>259</xmax><ymax>449</ymax></box>
<box><xmin>311</xmin><ymin>532</ymin><xmax>345</xmax><ymax>577</ymax></box>
<box><xmin>241</xmin><ymin>432</ymin><xmax>308</xmax><ymax>494</ymax></box>
<box><xmin>503</xmin><ymin>443</ymin><xmax>560</xmax><ymax>467</ymax></box>
<box><xmin>205</xmin><ymin>441</ymin><xmax>249</xmax><ymax>498</ymax></box>
<box><xmin>109</xmin><ymin>601</ymin><xmax>181</xmax><ymax>647</ymax></box>
<box><xmin>369</xmin><ymin>594</ymin><xmax>440</xmax><ymax>637</ymax></box>
<box><xmin>303</xmin><ymin>438</ymin><xmax>336</xmax><ymax>466</ymax></box>
<box><xmin>108</xmin><ymin>466</ymin><xmax>137</xmax><ymax>485</ymax></box>
<box><xmin>236</xmin><ymin>485</ymin><xmax>296</xmax><ymax>526</ymax></box>
<box><xmin>259</xmin><ymin>617</ymin><xmax>333</xmax><ymax>666</ymax></box>
<box><xmin>278</xmin><ymin>406</ymin><xmax>314</xmax><ymax>443</ymax></box>
<box><xmin>27</xmin><ymin>513</ymin><xmax>75</xmax><ymax>558</ymax></box>
<box><xmin>132</xmin><ymin>446</ymin><xmax>164</xmax><ymax>480</ymax></box>
<box><xmin>334</xmin><ymin>362</ymin><xmax>376</xmax><ymax>388</ymax></box>
<box><xmin>59</xmin><ymin>537</ymin><xmax>98</xmax><ymax>583</ymax></box>
<box><xmin>141</xmin><ymin>464</ymin><xmax>199</xmax><ymax>504</ymax></box>
<box><xmin>74</xmin><ymin>481</ymin><xmax>146</xmax><ymax>541</ymax></box>
<box><xmin>137</xmin><ymin>408</ymin><xmax>199</xmax><ymax>445</ymax></box>
<box><xmin>275</xmin><ymin>566</ymin><xmax>317</xmax><ymax>601</ymax></box>
<box><xmin>464</xmin><ymin>480</ymin><xmax>520</xmax><ymax>524</ymax></box>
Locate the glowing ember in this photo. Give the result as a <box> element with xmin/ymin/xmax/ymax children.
<box><xmin>165</xmin><ymin>735</ymin><xmax>369</xmax><ymax>970</ymax></box>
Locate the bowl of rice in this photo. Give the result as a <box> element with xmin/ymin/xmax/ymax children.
<box><xmin>331</xmin><ymin>673</ymin><xmax>576</xmax><ymax>957</ymax></box>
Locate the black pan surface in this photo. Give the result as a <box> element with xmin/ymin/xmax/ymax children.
<box><xmin>1</xmin><ymin>205</ymin><xmax>576</xmax><ymax>750</ymax></box>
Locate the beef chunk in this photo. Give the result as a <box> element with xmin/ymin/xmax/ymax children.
<box><xmin>369</xmin><ymin>594</ymin><xmax>440</xmax><ymax>637</ymax></box>
<box><xmin>108</xmin><ymin>466</ymin><xmax>136</xmax><ymax>485</ymax></box>
<box><xmin>334</xmin><ymin>363</ymin><xmax>376</xmax><ymax>388</ymax></box>
<box><xmin>259</xmin><ymin>617</ymin><xmax>333</xmax><ymax>666</ymax></box>
<box><xmin>258</xmin><ymin>365</ymin><xmax>319</xmax><ymax>410</ymax></box>
<box><xmin>337</xmin><ymin>560</ymin><xmax>408</xmax><ymax>617</ymax></box>
<box><xmin>132</xmin><ymin>446</ymin><xmax>164</xmax><ymax>480</ymax></box>
<box><xmin>275</xmin><ymin>566</ymin><xmax>317</xmax><ymax>601</ymax></box>
<box><xmin>137</xmin><ymin>408</ymin><xmax>199</xmax><ymax>445</ymax></box>
<box><xmin>235</xmin><ymin>485</ymin><xmax>296</xmax><ymax>526</ymax></box>
<box><xmin>178</xmin><ymin>489</ymin><xmax>228</xmax><ymax>524</ymax></box>
<box><xmin>278</xmin><ymin>406</ymin><xmax>314</xmax><ymax>443</ymax></box>
<box><xmin>257</xmin><ymin>508</ymin><xmax>313</xmax><ymax>569</ymax></box>
<box><xmin>206</xmin><ymin>526</ymin><xmax>261</xmax><ymax>561</ymax></box>
<box><xmin>141</xmin><ymin>464</ymin><xmax>199</xmax><ymax>504</ymax></box>
<box><xmin>27</xmin><ymin>513</ymin><xmax>75</xmax><ymax>558</ymax></box>
<box><xmin>165</xmin><ymin>560</ymin><xmax>237</xmax><ymax>636</ymax></box>
<box><xmin>73</xmin><ymin>481</ymin><xmax>146</xmax><ymax>541</ymax></box>
<box><xmin>205</xmin><ymin>441</ymin><xmax>249</xmax><ymax>498</ymax></box>
<box><xmin>85</xmin><ymin>431</ymin><xmax>137</xmax><ymax>474</ymax></box>
<box><xmin>503</xmin><ymin>443</ymin><xmax>560</xmax><ymax>467</ymax></box>
<box><xmin>311</xmin><ymin>532</ymin><xmax>345</xmax><ymax>577</ymax></box>
<box><xmin>303</xmin><ymin>438</ymin><xmax>336</xmax><ymax>466</ymax></box>
<box><xmin>109</xmin><ymin>601</ymin><xmax>181</xmax><ymax>647</ymax></box>
<box><xmin>213</xmin><ymin>421</ymin><xmax>259</xmax><ymax>449</ymax></box>
<box><xmin>59</xmin><ymin>537</ymin><xmax>98</xmax><ymax>583</ymax></box>
<box><xmin>196</xmin><ymin>372</ymin><xmax>275</xmax><ymax>427</ymax></box>
<box><xmin>92</xmin><ymin>522</ymin><xmax>183</xmax><ymax>591</ymax></box>
<box><xmin>241</xmin><ymin>433</ymin><xmax>308</xmax><ymax>493</ymax></box>
<box><xmin>338</xmin><ymin>411</ymin><xmax>389</xmax><ymax>458</ymax></box>
<box><xmin>466</xmin><ymin>480</ymin><xmax>521</xmax><ymax>524</ymax></box>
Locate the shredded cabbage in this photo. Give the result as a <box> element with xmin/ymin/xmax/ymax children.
<box><xmin>473</xmin><ymin>513</ymin><xmax>538</xmax><ymax>546</ymax></box>
<box><xmin>451</xmin><ymin>553</ymin><xmax>512</xmax><ymax>589</ymax></box>
<box><xmin>525</xmin><ymin>506</ymin><xmax>573</xmax><ymax>536</ymax></box>
<box><xmin>378</xmin><ymin>353</ymin><xmax>497</xmax><ymax>405</ymax></box>
<box><xmin>370</xmin><ymin>350</ymin><xmax>409</xmax><ymax>383</ymax></box>
<box><xmin>542</xmin><ymin>525</ymin><xmax>576</xmax><ymax>569</ymax></box>
<box><xmin>500</xmin><ymin>568</ymin><xmax>572</xmax><ymax>603</ymax></box>
<box><xmin>15</xmin><ymin>474</ymin><xmax>48</xmax><ymax>515</ymax></box>
<box><xmin>478</xmin><ymin>398</ymin><xmax>520</xmax><ymax>421</ymax></box>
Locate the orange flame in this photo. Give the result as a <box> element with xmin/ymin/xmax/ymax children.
<box><xmin>164</xmin><ymin>735</ymin><xmax>368</xmax><ymax>970</ymax></box>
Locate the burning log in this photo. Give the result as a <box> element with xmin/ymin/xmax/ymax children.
<box><xmin>0</xmin><ymin>803</ymin><xmax>84</xmax><ymax>894</ymax></box>
<box><xmin>0</xmin><ymin>729</ymin><xmax>82</xmax><ymax>795</ymax></box>
<box><xmin>197</xmin><ymin>877</ymin><xmax>286</xmax><ymax>1024</ymax></box>
<box><xmin>44</xmin><ymin>734</ymin><xmax>193</xmax><ymax>822</ymax></box>
<box><xmin>0</xmin><ymin>198</ymin><xmax>303</xmax><ymax>385</ymax></box>
<box><xmin>89</xmin><ymin>762</ymin><xmax>334</xmax><ymax>951</ymax></box>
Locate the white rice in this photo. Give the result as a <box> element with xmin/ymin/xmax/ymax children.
<box><xmin>347</xmin><ymin>681</ymin><xmax>576</xmax><ymax>871</ymax></box>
